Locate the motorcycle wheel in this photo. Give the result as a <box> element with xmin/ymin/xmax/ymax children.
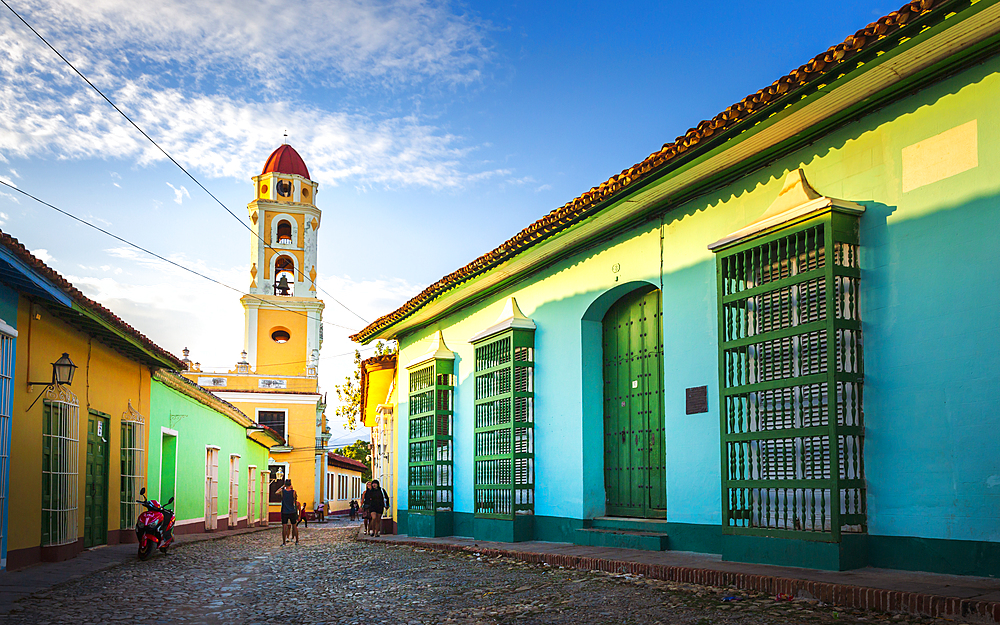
<box><xmin>138</xmin><ymin>541</ymin><xmax>154</xmax><ymax>561</ymax></box>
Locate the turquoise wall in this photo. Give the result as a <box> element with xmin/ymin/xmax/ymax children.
<box><xmin>148</xmin><ymin>380</ymin><xmax>270</xmax><ymax>525</ymax></box>
<box><xmin>394</xmin><ymin>53</ymin><xmax>1000</xmax><ymax>566</ymax></box>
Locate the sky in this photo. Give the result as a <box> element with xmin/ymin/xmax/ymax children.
<box><xmin>0</xmin><ymin>0</ymin><xmax>904</xmax><ymax>444</ymax></box>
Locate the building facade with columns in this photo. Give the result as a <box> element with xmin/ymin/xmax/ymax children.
<box><xmin>183</xmin><ymin>144</ymin><xmax>330</xmax><ymax>520</ymax></box>
<box><xmin>353</xmin><ymin>1</ymin><xmax>1000</xmax><ymax>577</ymax></box>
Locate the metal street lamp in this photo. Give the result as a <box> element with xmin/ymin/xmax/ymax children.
<box><xmin>52</xmin><ymin>352</ymin><xmax>78</xmax><ymax>386</ymax></box>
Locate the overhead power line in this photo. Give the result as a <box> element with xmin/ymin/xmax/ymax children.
<box><xmin>0</xmin><ymin>179</ymin><xmax>359</xmax><ymax>333</ymax></box>
<box><xmin>0</xmin><ymin>0</ymin><xmax>370</xmax><ymax>325</ymax></box>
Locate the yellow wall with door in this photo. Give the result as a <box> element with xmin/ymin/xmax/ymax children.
<box><xmin>8</xmin><ymin>297</ymin><xmax>151</xmax><ymax>554</ymax></box>
<box><xmin>227</xmin><ymin>398</ymin><xmax>320</xmax><ymax>509</ymax></box>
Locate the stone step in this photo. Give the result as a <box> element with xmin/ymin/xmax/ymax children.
<box><xmin>573</xmin><ymin>527</ymin><xmax>669</xmax><ymax>551</ymax></box>
<box><xmin>590</xmin><ymin>516</ymin><xmax>670</xmax><ymax>533</ymax></box>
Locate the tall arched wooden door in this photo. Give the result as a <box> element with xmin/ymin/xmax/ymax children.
<box><xmin>602</xmin><ymin>286</ymin><xmax>666</xmax><ymax>518</ymax></box>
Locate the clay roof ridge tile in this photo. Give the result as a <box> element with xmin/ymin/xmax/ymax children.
<box><xmin>0</xmin><ymin>230</ymin><xmax>184</xmax><ymax>369</ymax></box>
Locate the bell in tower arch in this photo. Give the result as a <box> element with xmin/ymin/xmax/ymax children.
<box><xmin>274</xmin><ymin>274</ymin><xmax>292</xmax><ymax>296</ymax></box>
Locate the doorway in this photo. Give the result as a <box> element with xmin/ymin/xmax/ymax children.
<box><xmin>84</xmin><ymin>412</ymin><xmax>109</xmax><ymax>548</ymax></box>
<box><xmin>159</xmin><ymin>432</ymin><xmax>177</xmax><ymax>505</ymax></box>
<box><xmin>205</xmin><ymin>447</ymin><xmax>219</xmax><ymax>531</ymax></box>
<box><xmin>602</xmin><ymin>287</ymin><xmax>666</xmax><ymax>518</ymax></box>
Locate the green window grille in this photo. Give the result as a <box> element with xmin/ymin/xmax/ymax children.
<box><xmin>715</xmin><ymin>210</ymin><xmax>864</xmax><ymax>541</ymax></box>
<box><xmin>472</xmin><ymin>329</ymin><xmax>534</xmax><ymax>518</ymax></box>
<box><xmin>407</xmin><ymin>360</ymin><xmax>454</xmax><ymax>513</ymax></box>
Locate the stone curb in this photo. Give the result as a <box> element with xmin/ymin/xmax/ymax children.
<box><xmin>359</xmin><ymin>535</ymin><xmax>1000</xmax><ymax>623</ymax></box>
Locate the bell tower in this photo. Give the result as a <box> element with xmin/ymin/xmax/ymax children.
<box><xmin>241</xmin><ymin>144</ymin><xmax>325</xmax><ymax>376</ymax></box>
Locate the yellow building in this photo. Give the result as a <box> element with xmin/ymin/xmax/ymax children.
<box><xmin>0</xmin><ymin>231</ymin><xmax>184</xmax><ymax>569</ymax></box>
<box><xmin>182</xmin><ymin>144</ymin><xmax>329</xmax><ymax>520</ymax></box>
<box><xmin>359</xmin><ymin>352</ymin><xmax>397</xmax><ymax>533</ymax></box>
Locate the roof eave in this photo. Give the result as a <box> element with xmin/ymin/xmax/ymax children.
<box><xmin>353</xmin><ymin>0</ymin><xmax>1000</xmax><ymax>343</ymax></box>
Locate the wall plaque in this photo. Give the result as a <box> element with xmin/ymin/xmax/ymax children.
<box><xmin>198</xmin><ymin>377</ymin><xmax>227</xmax><ymax>387</ymax></box>
<box><xmin>685</xmin><ymin>386</ymin><xmax>708</xmax><ymax>415</ymax></box>
<box><xmin>259</xmin><ymin>378</ymin><xmax>287</xmax><ymax>389</ymax></box>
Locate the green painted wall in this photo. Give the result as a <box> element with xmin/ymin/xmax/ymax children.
<box><xmin>148</xmin><ymin>380</ymin><xmax>270</xmax><ymax>526</ymax></box>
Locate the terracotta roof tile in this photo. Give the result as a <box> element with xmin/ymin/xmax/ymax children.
<box><xmin>327</xmin><ymin>452</ymin><xmax>368</xmax><ymax>472</ymax></box>
<box><xmin>0</xmin><ymin>229</ymin><xmax>185</xmax><ymax>369</ymax></box>
<box><xmin>351</xmin><ymin>0</ymin><xmax>947</xmax><ymax>343</ymax></box>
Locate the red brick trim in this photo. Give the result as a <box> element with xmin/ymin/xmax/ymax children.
<box><xmin>364</xmin><ymin>537</ymin><xmax>1000</xmax><ymax>623</ymax></box>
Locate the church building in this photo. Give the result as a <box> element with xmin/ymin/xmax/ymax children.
<box><xmin>183</xmin><ymin>144</ymin><xmax>330</xmax><ymax>521</ymax></box>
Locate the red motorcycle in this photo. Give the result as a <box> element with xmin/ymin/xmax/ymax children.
<box><xmin>135</xmin><ymin>487</ymin><xmax>176</xmax><ymax>560</ymax></box>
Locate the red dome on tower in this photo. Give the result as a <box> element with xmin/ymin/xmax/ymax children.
<box><xmin>261</xmin><ymin>144</ymin><xmax>310</xmax><ymax>180</ymax></box>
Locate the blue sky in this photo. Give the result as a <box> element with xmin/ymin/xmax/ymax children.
<box><xmin>0</xmin><ymin>0</ymin><xmax>901</xmax><ymax>439</ymax></box>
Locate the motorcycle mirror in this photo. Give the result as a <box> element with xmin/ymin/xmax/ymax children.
<box><xmin>140</xmin><ymin>487</ymin><xmax>146</xmax><ymax>496</ymax></box>
<box><xmin>166</xmin><ymin>496</ymin><xmax>174</xmax><ymax>505</ymax></box>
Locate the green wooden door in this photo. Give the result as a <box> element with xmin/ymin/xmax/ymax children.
<box><xmin>603</xmin><ymin>287</ymin><xmax>666</xmax><ymax>518</ymax></box>
<box><xmin>84</xmin><ymin>413</ymin><xmax>109</xmax><ymax>548</ymax></box>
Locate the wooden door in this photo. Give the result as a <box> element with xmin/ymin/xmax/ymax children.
<box><xmin>259</xmin><ymin>470</ymin><xmax>268</xmax><ymax>526</ymax></box>
<box><xmin>228</xmin><ymin>456</ymin><xmax>239</xmax><ymax>528</ymax></box>
<box><xmin>602</xmin><ymin>287</ymin><xmax>666</xmax><ymax>518</ymax></box>
<box><xmin>205</xmin><ymin>448</ymin><xmax>218</xmax><ymax>530</ymax></box>
<box><xmin>84</xmin><ymin>414</ymin><xmax>109</xmax><ymax>548</ymax></box>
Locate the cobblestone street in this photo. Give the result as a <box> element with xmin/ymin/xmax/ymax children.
<box><xmin>0</xmin><ymin>523</ymin><xmax>971</xmax><ymax>624</ymax></box>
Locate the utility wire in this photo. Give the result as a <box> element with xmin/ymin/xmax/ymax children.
<box><xmin>0</xmin><ymin>0</ymin><xmax>370</xmax><ymax>325</ymax></box>
<box><xmin>0</xmin><ymin>179</ymin><xmax>359</xmax><ymax>333</ymax></box>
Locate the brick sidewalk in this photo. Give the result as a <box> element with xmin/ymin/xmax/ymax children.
<box><xmin>0</xmin><ymin>524</ymin><xmax>279</xmax><ymax>614</ymax></box>
<box><xmin>360</xmin><ymin>532</ymin><xmax>1000</xmax><ymax>623</ymax></box>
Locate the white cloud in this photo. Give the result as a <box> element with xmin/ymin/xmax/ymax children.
<box><xmin>535</xmin><ymin>183</ymin><xmax>552</xmax><ymax>192</ymax></box>
<box><xmin>7</xmin><ymin>169</ymin><xmax>18</xmax><ymax>178</ymax></box>
<box><xmin>166</xmin><ymin>182</ymin><xmax>190</xmax><ymax>204</ymax></box>
<box><xmin>0</xmin><ymin>212</ymin><xmax>8</xmax><ymax>225</ymax></box>
<box><xmin>0</xmin><ymin>1</ymin><xmax>503</xmax><ymax>189</ymax></box>
<box><xmin>32</xmin><ymin>248</ymin><xmax>53</xmax><ymax>263</ymax></box>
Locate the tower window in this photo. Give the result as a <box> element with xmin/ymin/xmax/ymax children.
<box><xmin>274</xmin><ymin>255</ymin><xmax>296</xmax><ymax>296</ymax></box>
<box><xmin>271</xmin><ymin>329</ymin><xmax>291</xmax><ymax>343</ymax></box>
<box><xmin>276</xmin><ymin>220</ymin><xmax>293</xmax><ymax>244</ymax></box>
<box><xmin>276</xmin><ymin>180</ymin><xmax>292</xmax><ymax>197</ymax></box>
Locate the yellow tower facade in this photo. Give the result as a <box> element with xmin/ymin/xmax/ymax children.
<box><xmin>183</xmin><ymin>144</ymin><xmax>331</xmax><ymax>522</ymax></box>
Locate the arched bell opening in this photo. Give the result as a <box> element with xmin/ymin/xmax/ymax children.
<box><xmin>273</xmin><ymin>255</ymin><xmax>296</xmax><ymax>296</ymax></box>
<box><xmin>276</xmin><ymin>220</ymin><xmax>293</xmax><ymax>245</ymax></box>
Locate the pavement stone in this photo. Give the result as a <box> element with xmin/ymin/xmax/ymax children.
<box><xmin>0</xmin><ymin>518</ymin><xmax>986</xmax><ymax>624</ymax></box>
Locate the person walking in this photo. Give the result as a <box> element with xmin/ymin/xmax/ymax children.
<box><xmin>364</xmin><ymin>479</ymin><xmax>387</xmax><ymax>537</ymax></box>
<box><xmin>349</xmin><ymin>499</ymin><xmax>358</xmax><ymax>521</ymax></box>
<box><xmin>279</xmin><ymin>479</ymin><xmax>299</xmax><ymax>545</ymax></box>
<box><xmin>361</xmin><ymin>481</ymin><xmax>372</xmax><ymax>534</ymax></box>
<box><xmin>298</xmin><ymin>501</ymin><xmax>309</xmax><ymax>529</ymax></box>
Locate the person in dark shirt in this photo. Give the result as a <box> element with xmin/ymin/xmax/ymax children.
<box><xmin>279</xmin><ymin>479</ymin><xmax>299</xmax><ymax>545</ymax></box>
<box><xmin>363</xmin><ymin>479</ymin><xmax>387</xmax><ymax>537</ymax></box>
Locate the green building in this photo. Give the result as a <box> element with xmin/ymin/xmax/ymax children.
<box><xmin>353</xmin><ymin>0</ymin><xmax>1000</xmax><ymax>576</ymax></box>
<box><xmin>147</xmin><ymin>370</ymin><xmax>282</xmax><ymax>534</ymax></box>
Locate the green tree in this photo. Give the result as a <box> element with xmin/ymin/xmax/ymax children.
<box><xmin>334</xmin><ymin>439</ymin><xmax>372</xmax><ymax>482</ymax></box>
<box><xmin>334</xmin><ymin>341</ymin><xmax>395</xmax><ymax>430</ymax></box>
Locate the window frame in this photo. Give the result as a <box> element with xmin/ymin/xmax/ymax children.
<box><xmin>714</xmin><ymin>209</ymin><xmax>865</xmax><ymax>542</ymax></box>
<box><xmin>41</xmin><ymin>387</ymin><xmax>80</xmax><ymax>547</ymax></box>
